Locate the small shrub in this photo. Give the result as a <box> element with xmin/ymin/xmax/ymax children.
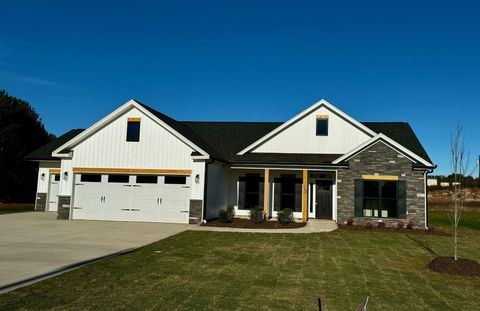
<box><xmin>407</xmin><ymin>219</ymin><xmax>415</xmax><ymax>229</ymax></box>
<box><xmin>249</xmin><ymin>205</ymin><xmax>265</xmax><ymax>224</ymax></box>
<box><xmin>346</xmin><ymin>217</ymin><xmax>354</xmax><ymax>226</ymax></box>
<box><xmin>364</xmin><ymin>221</ymin><xmax>373</xmax><ymax>229</ymax></box>
<box><xmin>277</xmin><ymin>208</ymin><xmax>294</xmax><ymax>225</ymax></box>
<box><xmin>396</xmin><ymin>221</ymin><xmax>405</xmax><ymax>230</ymax></box>
<box><xmin>377</xmin><ymin>221</ymin><xmax>386</xmax><ymax>229</ymax></box>
<box><xmin>218</xmin><ymin>204</ymin><xmax>235</xmax><ymax>223</ymax></box>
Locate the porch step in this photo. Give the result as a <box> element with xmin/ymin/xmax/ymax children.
<box><xmin>306</xmin><ymin>219</ymin><xmax>338</xmax><ymax>232</ymax></box>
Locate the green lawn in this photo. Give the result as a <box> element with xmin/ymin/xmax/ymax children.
<box><xmin>0</xmin><ymin>204</ymin><xmax>34</xmax><ymax>215</ymax></box>
<box><xmin>429</xmin><ymin>205</ymin><xmax>480</xmax><ymax>232</ymax></box>
<box><xmin>0</xmin><ymin>209</ymin><xmax>479</xmax><ymax>310</ymax></box>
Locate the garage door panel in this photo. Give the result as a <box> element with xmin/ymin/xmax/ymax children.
<box><xmin>104</xmin><ymin>184</ymin><xmax>133</xmax><ymax>221</ymax></box>
<box><xmin>72</xmin><ymin>174</ymin><xmax>105</xmax><ymax>220</ymax></box>
<box><xmin>72</xmin><ymin>173</ymin><xmax>192</xmax><ymax>223</ymax></box>
<box><xmin>160</xmin><ymin>183</ymin><xmax>190</xmax><ymax>223</ymax></box>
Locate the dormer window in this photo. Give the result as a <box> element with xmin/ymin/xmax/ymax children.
<box><xmin>316</xmin><ymin>115</ymin><xmax>328</xmax><ymax>136</ymax></box>
<box><xmin>126</xmin><ymin>118</ymin><xmax>141</xmax><ymax>142</ymax></box>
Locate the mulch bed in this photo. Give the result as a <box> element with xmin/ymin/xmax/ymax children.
<box><xmin>202</xmin><ymin>218</ymin><xmax>306</xmax><ymax>229</ymax></box>
<box><xmin>428</xmin><ymin>256</ymin><xmax>480</xmax><ymax>277</ymax></box>
<box><xmin>338</xmin><ymin>224</ymin><xmax>451</xmax><ymax>236</ymax></box>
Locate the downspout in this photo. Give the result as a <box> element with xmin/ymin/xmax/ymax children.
<box><xmin>424</xmin><ymin>166</ymin><xmax>436</xmax><ymax>228</ymax></box>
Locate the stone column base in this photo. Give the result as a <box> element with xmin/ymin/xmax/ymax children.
<box><xmin>57</xmin><ymin>196</ymin><xmax>71</xmax><ymax>220</ymax></box>
<box><xmin>35</xmin><ymin>193</ymin><xmax>47</xmax><ymax>211</ymax></box>
<box><xmin>189</xmin><ymin>200</ymin><xmax>203</xmax><ymax>224</ymax></box>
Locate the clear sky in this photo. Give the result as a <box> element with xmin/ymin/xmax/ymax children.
<box><xmin>1</xmin><ymin>1</ymin><xmax>479</xmax><ymax>175</ymax></box>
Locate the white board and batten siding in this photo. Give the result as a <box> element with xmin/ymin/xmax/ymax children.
<box><xmin>58</xmin><ymin>106</ymin><xmax>206</xmax><ymax>200</ymax></box>
<box><xmin>252</xmin><ymin>105</ymin><xmax>371</xmax><ymax>154</ymax></box>
<box><xmin>36</xmin><ymin>161</ymin><xmax>61</xmax><ymax>193</ymax></box>
<box><xmin>59</xmin><ymin>159</ymin><xmax>73</xmax><ymax>196</ymax></box>
<box><xmin>72</xmin><ymin>107</ymin><xmax>196</xmax><ymax>170</ymax></box>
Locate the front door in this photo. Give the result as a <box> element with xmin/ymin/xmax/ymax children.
<box><xmin>315</xmin><ymin>180</ymin><xmax>332</xmax><ymax>219</ymax></box>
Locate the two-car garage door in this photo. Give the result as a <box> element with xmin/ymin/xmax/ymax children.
<box><xmin>72</xmin><ymin>173</ymin><xmax>191</xmax><ymax>223</ymax></box>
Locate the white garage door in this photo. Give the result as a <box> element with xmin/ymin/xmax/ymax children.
<box><xmin>48</xmin><ymin>174</ymin><xmax>60</xmax><ymax>212</ymax></box>
<box><xmin>72</xmin><ymin>173</ymin><xmax>191</xmax><ymax>223</ymax></box>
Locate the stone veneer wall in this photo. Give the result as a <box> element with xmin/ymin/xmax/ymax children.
<box><xmin>35</xmin><ymin>193</ymin><xmax>47</xmax><ymax>211</ymax></box>
<box><xmin>57</xmin><ymin>196</ymin><xmax>71</xmax><ymax>220</ymax></box>
<box><xmin>337</xmin><ymin>141</ymin><xmax>427</xmax><ymax>228</ymax></box>
<box><xmin>189</xmin><ymin>200</ymin><xmax>203</xmax><ymax>224</ymax></box>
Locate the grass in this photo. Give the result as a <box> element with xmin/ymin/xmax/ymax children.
<box><xmin>0</xmin><ymin>209</ymin><xmax>479</xmax><ymax>310</ymax></box>
<box><xmin>0</xmin><ymin>204</ymin><xmax>34</xmax><ymax>215</ymax></box>
<box><xmin>429</xmin><ymin>205</ymin><xmax>480</xmax><ymax>232</ymax></box>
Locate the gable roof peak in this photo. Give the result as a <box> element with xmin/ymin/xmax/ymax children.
<box><xmin>51</xmin><ymin>99</ymin><xmax>212</xmax><ymax>158</ymax></box>
<box><xmin>236</xmin><ymin>99</ymin><xmax>377</xmax><ymax>155</ymax></box>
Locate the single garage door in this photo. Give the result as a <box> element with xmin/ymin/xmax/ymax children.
<box><xmin>48</xmin><ymin>174</ymin><xmax>60</xmax><ymax>212</ymax></box>
<box><xmin>72</xmin><ymin>173</ymin><xmax>191</xmax><ymax>223</ymax></box>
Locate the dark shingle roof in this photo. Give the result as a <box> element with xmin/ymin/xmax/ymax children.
<box><xmin>362</xmin><ymin>122</ymin><xmax>432</xmax><ymax>163</ymax></box>
<box><xmin>137</xmin><ymin>103</ymin><xmax>222</xmax><ymax>159</ymax></box>
<box><xmin>26</xmin><ymin>104</ymin><xmax>432</xmax><ymax>166</ymax></box>
<box><xmin>180</xmin><ymin>121</ymin><xmax>432</xmax><ymax>165</ymax></box>
<box><xmin>180</xmin><ymin>121</ymin><xmax>281</xmax><ymax>160</ymax></box>
<box><xmin>25</xmin><ymin>129</ymin><xmax>84</xmax><ymax>161</ymax></box>
<box><xmin>229</xmin><ymin>153</ymin><xmax>343</xmax><ymax>165</ymax></box>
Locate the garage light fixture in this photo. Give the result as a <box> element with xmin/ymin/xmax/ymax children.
<box><xmin>64</xmin><ymin>171</ymin><xmax>69</xmax><ymax>180</ymax></box>
<box><xmin>195</xmin><ymin>174</ymin><xmax>200</xmax><ymax>184</ymax></box>
<box><xmin>41</xmin><ymin>173</ymin><xmax>46</xmax><ymax>180</ymax></box>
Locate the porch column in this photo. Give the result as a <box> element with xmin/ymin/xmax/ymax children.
<box><xmin>264</xmin><ymin>169</ymin><xmax>270</xmax><ymax>218</ymax></box>
<box><xmin>302</xmin><ymin>169</ymin><xmax>308</xmax><ymax>223</ymax></box>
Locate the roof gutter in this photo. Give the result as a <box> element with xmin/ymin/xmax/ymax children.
<box><xmin>230</xmin><ymin>163</ymin><xmax>348</xmax><ymax>170</ymax></box>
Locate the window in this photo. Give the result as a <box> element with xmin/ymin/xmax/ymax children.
<box><xmin>238</xmin><ymin>174</ymin><xmax>263</xmax><ymax>210</ymax></box>
<box><xmin>108</xmin><ymin>174</ymin><xmax>129</xmax><ymax>183</ymax></box>
<box><xmin>274</xmin><ymin>175</ymin><xmax>302</xmax><ymax>212</ymax></box>
<box><xmin>80</xmin><ymin>174</ymin><xmax>102</xmax><ymax>182</ymax></box>
<box><xmin>165</xmin><ymin>176</ymin><xmax>187</xmax><ymax>184</ymax></box>
<box><xmin>126</xmin><ymin>120</ymin><xmax>140</xmax><ymax>142</ymax></box>
<box><xmin>53</xmin><ymin>174</ymin><xmax>60</xmax><ymax>182</ymax></box>
<box><xmin>136</xmin><ymin>175</ymin><xmax>158</xmax><ymax>184</ymax></box>
<box><xmin>316</xmin><ymin>117</ymin><xmax>328</xmax><ymax>136</ymax></box>
<box><xmin>362</xmin><ymin>180</ymin><xmax>397</xmax><ymax>218</ymax></box>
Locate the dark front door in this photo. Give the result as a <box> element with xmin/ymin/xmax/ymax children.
<box><xmin>316</xmin><ymin>180</ymin><xmax>333</xmax><ymax>219</ymax></box>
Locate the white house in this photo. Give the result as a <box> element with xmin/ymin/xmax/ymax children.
<box><xmin>27</xmin><ymin>99</ymin><xmax>436</xmax><ymax>227</ymax></box>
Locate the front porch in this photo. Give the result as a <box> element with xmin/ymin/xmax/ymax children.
<box><xmin>229</xmin><ymin>168</ymin><xmax>338</xmax><ymax>223</ymax></box>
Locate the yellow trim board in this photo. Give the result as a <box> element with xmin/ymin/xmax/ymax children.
<box><xmin>73</xmin><ymin>167</ymin><xmax>192</xmax><ymax>175</ymax></box>
<box><xmin>128</xmin><ymin>117</ymin><xmax>141</xmax><ymax>122</ymax></box>
<box><xmin>302</xmin><ymin>169</ymin><xmax>308</xmax><ymax>223</ymax></box>
<box><xmin>263</xmin><ymin>169</ymin><xmax>270</xmax><ymax>218</ymax></box>
<box><xmin>362</xmin><ymin>175</ymin><xmax>399</xmax><ymax>181</ymax></box>
<box><xmin>316</xmin><ymin>114</ymin><xmax>329</xmax><ymax>119</ymax></box>
<box><xmin>49</xmin><ymin>169</ymin><xmax>61</xmax><ymax>173</ymax></box>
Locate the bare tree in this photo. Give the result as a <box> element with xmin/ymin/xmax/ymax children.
<box><xmin>449</xmin><ymin>123</ymin><xmax>476</xmax><ymax>261</ymax></box>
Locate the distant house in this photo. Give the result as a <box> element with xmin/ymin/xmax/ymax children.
<box><xmin>440</xmin><ymin>182</ymin><xmax>450</xmax><ymax>187</ymax></box>
<box><xmin>27</xmin><ymin>99</ymin><xmax>435</xmax><ymax>228</ymax></box>
<box><xmin>427</xmin><ymin>178</ymin><xmax>438</xmax><ymax>186</ymax></box>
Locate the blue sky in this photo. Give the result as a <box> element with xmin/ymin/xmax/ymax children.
<box><xmin>1</xmin><ymin>0</ymin><xmax>479</xmax><ymax>175</ymax></box>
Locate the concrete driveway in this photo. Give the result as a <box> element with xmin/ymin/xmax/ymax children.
<box><xmin>0</xmin><ymin>212</ymin><xmax>191</xmax><ymax>290</ymax></box>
